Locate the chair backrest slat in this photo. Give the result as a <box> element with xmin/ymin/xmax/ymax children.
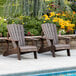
<box><xmin>53</xmin><ymin>24</ymin><xmax>58</xmax><ymax>43</ymax></box>
<box><xmin>41</xmin><ymin>23</ymin><xmax>58</xmax><ymax>46</ymax></box>
<box><xmin>7</xmin><ymin>24</ymin><xmax>25</xmax><ymax>48</ymax></box>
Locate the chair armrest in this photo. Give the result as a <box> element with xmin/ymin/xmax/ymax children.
<box><xmin>5</xmin><ymin>39</ymin><xmax>19</xmax><ymax>47</ymax></box>
<box><xmin>6</xmin><ymin>39</ymin><xmax>18</xmax><ymax>42</ymax></box>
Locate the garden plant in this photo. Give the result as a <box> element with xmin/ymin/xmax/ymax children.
<box><xmin>0</xmin><ymin>0</ymin><xmax>76</xmax><ymax>36</ymax></box>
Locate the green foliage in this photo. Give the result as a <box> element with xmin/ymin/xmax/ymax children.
<box><xmin>4</xmin><ymin>0</ymin><xmax>45</xmax><ymax>17</ymax></box>
<box><xmin>7</xmin><ymin>16</ymin><xmax>42</xmax><ymax>36</ymax></box>
<box><xmin>7</xmin><ymin>17</ymin><xmax>22</xmax><ymax>24</ymax></box>
<box><xmin>0</xmin><ymin>0</ymin><xmax>6</xmax><ymax>5</ymax></box>
<box><xmin>23</xmin><ymin>16</ymin><xmax>42</xmax><ymax>36</ymax></box>
<box><xmin>72</xmin><ymin>14</ymin><xmax>76</xmax><ymax>25</ymax></box>
<box><xmin>27</xmin><ymin>29</ymin><xmax>39</xmax><ymax>36</ymax></box>
<box><xmin>72</xmin><ymin>14</ymin><xmax>76</xmax><ymax>30</ymax></box>
<box><xmin>45</xmin><ymin>0</ymin><xmax>72</xmax><ymax>15</ymax></box>
<box><xmin>71</xmin><ymin>2</ymin><xmax>76</xmax><ymax>12</ymax></box>
<box><xmin>0</xmin><ymin>0</ymin><xmax>6</xmax><ymax>17</ymax></box>
<box><xmin>0</xmin><ymin>17</ymin><xmax>7</xmax><ymax>37</ymax></box>
<box><xmin>0</xmin><ymin>0</ymin><xmax>76</xmax><ymax>36</ymax></box>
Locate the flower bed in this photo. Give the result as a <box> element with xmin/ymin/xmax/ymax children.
<box><xmin>0</xmin><ymin>0</ymin><xmax>76</xmax><ymax>36</ymax></box>
<box><xmin>42</xmin><ymin>0</ymin><xmax>76</xmax><ymax>35</ymax></box>
<box><xmin>42</xmin><ymin>11</ymin><xmax>76</xmax><ymax>35</ymax></box>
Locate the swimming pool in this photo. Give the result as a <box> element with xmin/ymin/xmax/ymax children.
<box><xmin>1</xmin><ymin>67</ymin><xmax>76</xmax><ymax>76</ymax></box>
<box><xmin>33</xmin><ymin>70</ymin><xmax>76</xmax><ymax>76</ymax></box>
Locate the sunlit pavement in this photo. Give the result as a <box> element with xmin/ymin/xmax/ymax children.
<box><xmin>0</xmin><ymin>49</ymin><xmax>76</xmax><ymax>75</ymax></box>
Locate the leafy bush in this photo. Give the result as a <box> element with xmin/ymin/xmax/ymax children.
<box><xmin>0</xmin><ymin>17</ymin><xmax>7</xmax><ymax>36</ymax></box>
<box><xmin>0</xmin><ymin>0</ymin><xmax>6</xmax><ymax>5</ymax></box>
<box><xmin>7</xmin><ymin>17</ymin><xmax>22</xmax><ymax>24</ymax></box>
<box><xmin>7</xmin><ymin>16</ymin><xmax>42</xmax><ymax>36</ymax></box>
<box><xmin>71</xmin><ymin>2</ymin><xmax>76</xmax><ymax>12</ymax></box>
<box><xmin>0</xmin><ymin>0</ymin><xmax>6</xmax><ymax>16</ymax></box>
<box><xmin>27</xmin><ymin>29</ymin><xmax>39</xmax><ymax>36</ymax></box>
<box><xmin>23</xmin><ymin>16</ymin><xmax>42</xmax><ymax>36</ymax></box>
<box><xmin>44</xmin><ymin>0</ymin><xmax>72</xmax><ymax>15</ymax></box>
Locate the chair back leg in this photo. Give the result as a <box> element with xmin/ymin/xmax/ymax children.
<box><xmin>17</xmin><ymin>48</ymin><xmax>21</xmax><ymax>60</ymax></box>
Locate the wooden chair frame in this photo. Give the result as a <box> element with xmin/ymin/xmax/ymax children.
<box><xmin>38</xmin><ymin>37</ymin><xmax>70</xmax><ymax>57</ymax></box>
<box><xmin>3</xmin><ymin>33</ymin><xmax>38</xmax><ymax>60</ymax></box>
<box><xmin>38</xmin><ymin>23</ymin><xmax>71</xmax><ymax>57</ymax></box>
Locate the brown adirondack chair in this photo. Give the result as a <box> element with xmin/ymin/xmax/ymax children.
<box><xmin>3</xmin><ymin>24</ymin><xmax>38</xmax><ymax>60</ymax></box>
<box><xmin>38</xmin><ymin>23</ymin><xmax>70</xmax><ymax>57</ymax></box>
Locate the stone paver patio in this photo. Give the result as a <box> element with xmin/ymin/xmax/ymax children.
<box><xmin>0</xmin><ymin>49</ymin><xmax>76</xmax><ymax>75</ymax></box>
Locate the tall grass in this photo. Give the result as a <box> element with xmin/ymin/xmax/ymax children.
<box><xmin>0</xmin><ymin>0</ymin><xmax>6</xmax><ymax>17</ymax></box>
<box><xmin>3</xmin><ymin>0</ymin><xmax>46</xmax><ymax>17</ymax></box>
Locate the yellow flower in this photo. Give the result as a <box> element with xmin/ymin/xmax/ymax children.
<box><xmin>19</xmin><ymin>16</ymin><xmax>24</xmax><ymax>20</ymax></box>
<box><xmin>52</xmin><ymin>17</ymin><xmax>58</xmax><ymax>22</ymax></box>
<box><xmin>49</xmin><ymin>15</ymin><xmax>52</xmax><ymax>18</ymax></box>
<box><xmin>42</xmin><ymin>14</ymin><xmax>48</xmax><ymax>18</ymax></box>
<box><xmin>70</xmin><ymin>24</ymin><xmax>75</xmax><ymax>28</ymax></box>
<box><xmin>48</xmin><ymin>8</ymin><xmax>50</xmax><ymax>10</ymax></box>
<box><xmin>48</xmin><ymin>18</ymin><xmax>50</xmax><ymax>20</ymax></box>
<box><xmin>42</xmin><ymin>14</ymin><xmax>49</xmax><ymax>20</ymax></box>
<box><xmin>12</xmin><ymin>22</ymin><xmax>15</xmax><ymax>24</ymax></box>
<box><xmin>59</xmin><ymin>19</ymin><xmax>64</xmax><ymax>25</ymax></box>
<box><xmin>22</xmin><ymin>23</ymin><xmax>24</xmax><ymax>25</ymax></box>
<box><xmin>49</xmin><ymin>12</ymin><xmax>55</xmax><ymax>17</ymax></box>
<box><xmin>43</xmin><ymin>21</ymin><xmax>46</xmax><ymax>23</ymax></box>
<box><xmin>45</xmin><ymin>17</ymin><xmax>48</xmax><ymax>20</ymax></box>
<box><xmin>67</xmin><ymin>27</ymin><xmax>73</xmax><ymax>31</ymax></box>
<box><xmin>61</xmin><ymin>25</ymin><xmax>65</xmax><ymax>29</ymax></box>
<box><xmin>56</xmin><ymin>13</ymin><xmax>61</xmax><ymax>16</ymax></box>
<box><xmin>62</xmin><ymin>14</ymin><xmax>66</xmax><ymax>16</ymax></box>
<box><xmin>64</xmin><ymin>22</ymin><xmax>69</xmax><ymax>27</ymax></box>
<box><xmin>73</xmin><ymin>11</ymin><xmax>75</xmax><ymax>14</ymax></box>
<box><xmin>66</xmin><ymin>20</ymin><xmax>71</xmax><ymax>23</ymax></box>
<box><xmin>45</xmin><ymin>0</ymin><xmax>50</xmax><ymax>1</ymax></box>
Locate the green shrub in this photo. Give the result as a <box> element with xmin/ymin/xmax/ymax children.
<box><xmin>7</xmin><ymin>16</ymin><xmax>42</xmax><ymax>36</ymax></box>
<box><xmin>7</xmin><ymin>17</ymin><xmax>22</xmax><ymax>24</ymax></box>
<box><xmin>71</xmin><ymin>2</ymin><xmax>76</xmax><ymax>12</ymax></box>
<box><xmin>0</xmin><ymin>0</ymin><xmax>6</xmax><ymax>17</ymax></box>
<box><xmin>0</xmin><ymin>17</ymin><xmax>7</xmax><ymax>37</ymax></box>
<box><xmin>22</xmin><ymin>16</ymin><xmax>42</xmax><ymax>36</ymax></box>
<box><xmin>27</xmin><ymin>29</ymin><xmax>39</xmax><ymax>36</ymax></box>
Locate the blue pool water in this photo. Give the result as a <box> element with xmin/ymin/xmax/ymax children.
<box><xmin>1</xmin><ymin>67</ymin><xmax>76</xmax><ymax>76</ymax></box>
<box><xmin>32</xmin><ymin>70</ymin><xmax>76</xmax><ymax>76</ymax></box>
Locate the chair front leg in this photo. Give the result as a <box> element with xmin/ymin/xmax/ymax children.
<box><xmin>50</xmin><ymin>40</ymin><xmax>56</xmax><ymax>57</ymax></box>
<box><xmin>67</xmin><ymin>49</ymin><xmax>70</xmax><ymax>56</ymax></box>
<box><xmin>17</xmin><ymin>48</ymin><xmax>21</xmax><ymax>60</ymax></box>
<box><xmin>51</xmin><ymin>46</ymin><xmax>55</xmax><ymax>57</ymax></box>
<box><xmin>33</xmin><ymin>51</ymin><xmax>37</xmax><ymax>59</ymax></box>
<box><xmin>15</xmin><ymin>41</ymin><xmax>21</xmax><ymax>60</ymax></box>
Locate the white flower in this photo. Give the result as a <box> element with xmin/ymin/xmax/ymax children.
<box><xmin>0</xmin><ymin>17</ymin><xmax>2</xmax><ymax>20</ymax></box>
<box><xmin>4</xmin><ymin>19</ymin><xmax>7</xmax><ymax>21</ymax></box>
